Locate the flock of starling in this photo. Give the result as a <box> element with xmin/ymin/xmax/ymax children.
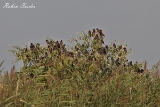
<box><xmin>25</xmin><ymin>28</ymin><xmax>144</xmax><ymax>74</ymax></box>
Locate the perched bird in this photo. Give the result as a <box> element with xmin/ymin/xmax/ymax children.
<box><xmin>29</xmin><ymin>72</ymin><xmax>34</xmax><ymax>78</ymax></box>
<box><xmin>138</xmin><ymin>69</ymin><xmax>144</xmax><ymax>73</ymax></box>
<box><xmin>118</xmin><ymin>53</ymin><xmax>122</xmax><ymax>57</ymax></box>
<box><xmin>101</xmin><ymin>40</ymin><xmax>104</xmax><ymax>44</ymax></box>
<box><xmin>60</xmin><ymin>40</ymin><xmax>63</xmax><ymax>46</ymax></box>
<box><xmin>62</xmin><ymin>44</ymin><xmax>66</xmax><ymax>51</ymax></box>
<box><xmin>96</xmin><ymin>28</ymin><xmax>100</xmax><ymax>32</ymax></box>
<box><xmin>99</xmin><ymin>30</ymin><xmax>105</xmax><ymax>37</ymax></box>
<box><xmin>129</xmin><ymin>61</ymin><xmax>132</xmax><ymax>66</ymax></box>
<box><xmin>24</xmin><ymin>48</ymin><xmax>28</xmax><ymax>52</ymax></box>
<box><xmin>97</xmin><ymin>29</ymin><xmax>105</xmax><ymax>37</ymax></box>
<box><xmin>105</xmin><ymin>45</ymin><xmax>109</xmax><ymax>50</ymax></box>
<box><xmin>113</xmin><ymin>43</ymin><xmax>116</xmax><ymax>48</ymax></box>
<box><xmin>44</xmin><ymin>52</ymin><xmax>48</xmax><ymax>58</ymax></box>
<box><xmin>65</xmin><ymin>51</ymin><xmax>74</xmax><ymax>58</ymax></box>
<box><xmin>98</xmin><ymin>47</ymin><xmax>106</xmax><ymax>55</ymax></box>
<box><xmin>30</xmin><ymin>43</ymin><xmax>36</xmax><ymax>51</ymax></box>
<box><xmin>115</xmin><ymin>58</ymin><xmax>121</xmax><ymax>66</ymax></box>
<box><xmin>75</xmin><ymin>46</ymin><xmax>79</xmax><ymax>51</ymax></box>
<box><xmin>30</xmin><ymin>43</ymin><xmax>35</xmax><ymax>49</ymax></box>
<box><xmin>123</xmin><ymin>47</ymin><xmax>127</xmax><ymax>53</ymax></box>
<box><xmin>94</xmin><ymin>34</ymin><xmax>99</xmax><ymax>40</ymax></box>
<box><xmin>55</xmin><ymin>41</ymin><xmax>60</xmax><ymax>48</ymax></box>
<box><xmin>36</xmin><ymin>43</ymin><xmax>40</xmax><ymax>50</ymax></box>
<box><xmin>92</xmin><ymin>29</ymin><xmax>96</xmax><ymax>37</ymax></box>
<box><xmin>46</xmin><ymin>40</ymin><xmax>50</xmax><ymax>44</ymax></box>
<box><xmin>88</xmin><ymin>30</ymin><xmax>91</xmax><ymax>37</ymax></box>
<box><xmin>118</xmin><ymin>45</ymin><xmax>122</xmax><ymax>50</ymax></box>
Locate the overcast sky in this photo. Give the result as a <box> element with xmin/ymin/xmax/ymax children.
<box><xmin>0</xmin><ymin>0</ymin><xmax>160</xmax><ymax>71</ymax></box>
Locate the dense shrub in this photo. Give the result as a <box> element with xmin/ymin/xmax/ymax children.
<box><xmin>0</xmin><ymin>29</ymin><xmax>160</xmax><ymax>106</ymax></box>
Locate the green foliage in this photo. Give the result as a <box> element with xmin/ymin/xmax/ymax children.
<box><xmin>0</xmin><ymin>29</ymin><xmax>160</xmax><ymax>106</ymax></box>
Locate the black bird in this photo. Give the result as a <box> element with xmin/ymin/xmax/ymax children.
<box><xmin>88</xmin><ymin>30</ymin><xmax>91</xmax><ymax>36</ymax></box>
<box><xmin>44</xmin><ymin>52</ymin><xmax>48</xmax><ymax>58</ymax></box>
<box><xmin>118</xmin><ymin>45</ymin><xmax>122</xmax><ymax>50</ymax></box>
<box><xmin>46</xmin><ymin>40</ymin><xmax>50</xmax><ymax>44</ymax></box>
<box><xmin>24</xmin><ymin>48</ymin><xmax>28</xmax><ymax>52</ymax></box>
<box><xmin>101</xmin><ymin>40</ymin><xmax>104</xmax><ymax>44</ymax></box>
<box><xmin>75</xmin><ymin>46</ymin><xmax>79</xmax><ymax>51</ymax></box>
<box><xmin>92</xmin><ymin>29</ymin><xmax>96</xmax><ymax>37</ymax></box>
<box><xmin>113</xmin><ymin>43</ymin><xmax>116</xmax><ymax>48</ymax></box>
<box><xmin>60</xmin><ymin>40</ymin><xmax>63</xmax><ymax>46</ymax></box>
<box><xmin>123</xmin><ymin>47</ymin><xmax>127</xmax><ymax>53</ymax></box>
<box><xmin>30</xmin><ymin>43</ymin><xmax>36</xmax><ymax>51</ymax></box>
<box><xmin>118</xmin><ymin>53</ymin><xmax>122</xmax><ymax>57</ymax></box>
<box><xmin>30</xmin><ymin>43</ymin><xmax>35</xmax><ymax>49</ymax></box>
<box><xmin>94</xmin><ymin>34</ymin><xmax>99</xmax><ymax>40</ymax></box>
<box><xmin>105</xmin><ymin>45</ymin><xmax>109</xmax><ymax>50</ymax></box>
<box><xmin>55</xmin><ymin>41</ymin><xmax>60</xmax><ymax>48</ymax></box>
<box><xmin>98</xmin><ymin>47</ymin><xmax>106</xmax><ymax>55</ymax></box>
<box><xmin>36</xmin><ymin>43</ymin><xmax>40</xmax><ymax>50</ymax></box>
<box><xmin>129</xmin><ymin>61</ymin><xmax>133</xmax><ymax>66</ymax></box>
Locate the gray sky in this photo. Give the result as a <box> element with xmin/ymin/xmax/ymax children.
<box><xmin>0</xmin><ymin>0</ymin><xmax>160</xmax><ymax>71</ymax></box>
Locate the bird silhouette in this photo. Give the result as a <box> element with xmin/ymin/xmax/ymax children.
<box><xmin>92</xmin><ymin>29</ymin><xmax>96</xmax><ymax>37</ymax></box>
<box><xmin>46</xmin><ymin>40</ymin><xmax>50</xmax><ymax>44</ymax></box>
<box><xmin>113</xmin><ymin>43</ymin><xmax>116</xmax><ymax>48</ymax></box>
<box><xmin>88</xmin><ymin>30</ymin><xmax>91</xmax><ymax>37</ymax></box>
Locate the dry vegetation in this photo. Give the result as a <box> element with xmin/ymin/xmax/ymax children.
<box><xmin>0</xmin><ymin>29</ymin><xmax>160</xmax><ymax>107</ymax></box>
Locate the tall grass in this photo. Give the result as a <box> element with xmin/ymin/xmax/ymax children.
<box><xmin>0</xmin><ymin>29</ymin><xmax>160</xmax><ymax>106</ymax></box>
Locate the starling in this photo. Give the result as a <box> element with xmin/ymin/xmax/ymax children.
<box><xmin>92</xmin><ymin>29</ymin><xmax>96</xmax><ymax>37</ymax></box>
<box><xmin>138</xmin><ymin>69</ymin><xmax>144</xmax><ymax>73</ymax></box>
<box><xmin>44</xmin><ymin>52</ymin><xmax>48</xmax><ymax>58</ymax></box>
<box><xmin>60</xmin><ymin>40</ymin><xmax>63</xmax><ymax>46</ymax></box>
<box><xmin>29</xmin><ymin>72</ymin><xmax>34</xmax><ymax>78</ymax></box>
<box><xmin>101</xmin><ymin>40</ymin><xmax>104</xmax><ymax>44</ymax></box>
<box><xmin>118</xmin><ymin>53</ymin><xmax>122</xmax><ymax>57</ymax></box>
<box><xmin>100</xmin><ymin>33</ymin><xmax>105</xmax><ymax>37</ymax></box>
<box><xmin>30</xmin><ymin>43</ymin><xmax>35</xmax><ymax>49</ymax></box>
<box><xmin>24</xmin><ymin>48</ymin><xmax>28</xmax><ymax>52</ymax></box>
<box><xmin>88</xmin><ymin>30</ymin><xmax>91</xmax><ymax>36</ymax></box>
<box><xmin>36</xmin><ymin>43</ymin><xmax>40</xmax><ymax>50</ymax></box>
<box><xmin>105</xmin><ymin>45</ymin><xmax>109</xmax><ymax>50</ymax></box>
<box><xmin>65</xmin><ymin>51</ymin><xmax>74</xmax><ymax>58</ymax></box>
<box><xmin>123</xmin><ymin>47</ymin><xmax>127</xmax><ymax>53</ymax></box>
<box><xmin>115</xmin><ymin>58</ymin><xmax>120</xmax><ymax>66</ymax></box>
<box><xmin>26</xmin><ymin>55</ymin><xmax>30</xmax><ymax>60</ymax></box>
<box><xmin>53</xmin><ymin>45</ymin><xmax>57</xmax><ymax>50</ymax></box>
<box><xmin>129</xmin><ymin>61</ymin><xmax>133</xmax><ymax>66</ymax></box>
<box><xmin>30</xmin><ymin>43</ymin><xmax>36</xmax><ymax>51</ymax></box>
<box><xmin>98</xmin><ymin>47</ymin><xmax>106</xmax><ymax>55</ymax></box>
<box><xmin>46</xmin><ymin>40</ymin><xmax>50</xmax><ymax>44</ymax></box>
<box><xmin>118</xmin><ymin>45</ymin><xmax>122</xmax><ymax>50</ymax></box>
<box><xmin>69</xmin><ymin>52</ymin><xmax>74</xmax><ymax>58</ymax></box>
<box><xmin>94</xmin><ymin>34</ymin><xmax>99</xmax><ymax>40</ymax></box>
<box><xmin>82</xmin><ymin>44</ymin><xmax>85</xmax><ymax>48</ymax></box>
<box><xmin>75</xmin><ymin>46</ymin><xmax>79</xmax><ymax>51</ymax></box>
<box><xmin>96</xmin><ymin>28</ymin><xmax>100</xmax><ymax>32</ymax></box>
<box><xmin>113</xmin><ymin>43</ymin><xmax>116</xmax><ymax>48</ymax></box>
<box><xmin>55</xmin><ymin>41</ymin><xmax>60</xmax><ymax>48</ymax></box>
<box><xmin>99</xmin><ymin>30</ymin><xmax>105</xmax><ymax>37</ymax></box>
<box><xmin>62</xmin><ymin>44</ymin><xmax>66</xmax><ymax>50</ymax></box>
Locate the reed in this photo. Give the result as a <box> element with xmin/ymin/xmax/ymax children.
<box><xmin>0</xmin><ymin>29</ymin><xmax>159</xmax><ymax>106</ymax></box>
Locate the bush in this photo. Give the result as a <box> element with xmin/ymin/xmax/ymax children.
<box><xmin>0</xmin><ymin>29</ymin><xmax>160</xmax><ymax>106</ymax></box>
